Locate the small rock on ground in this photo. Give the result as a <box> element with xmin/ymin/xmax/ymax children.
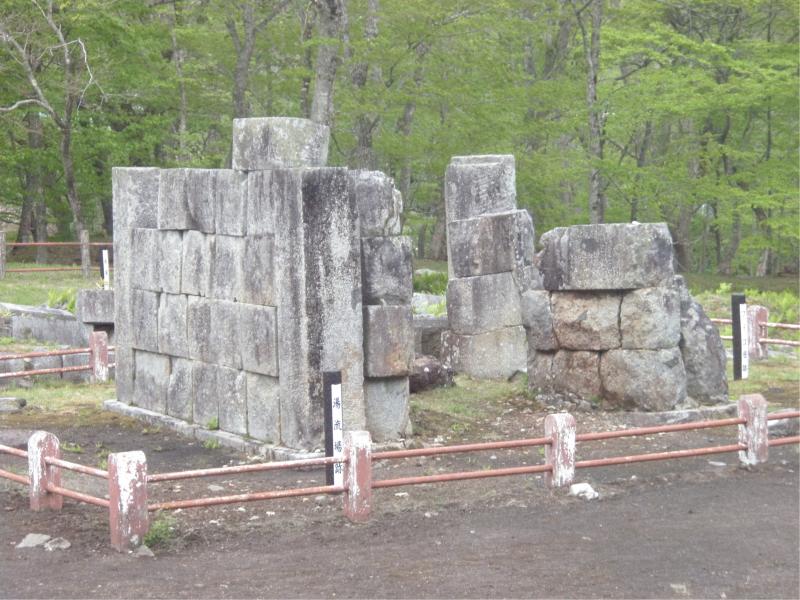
<box><xmin>16</xmin><ymin>533</ymin><xmax>51</xmax><ymax>549</ymax></box>
<box><xmin>569</xmin><ymin>483</ymin><xmax>600</xmax><ymax>500</ymax></box>
<box><xmin>44</xmin><ymin>537</ymin><xmax>71</xmax><ymax>551</ymax></box>
<box><xmin>133</xmin><ymin>545</ymin><xmax>155</xmax><ymax>558</ymax></box>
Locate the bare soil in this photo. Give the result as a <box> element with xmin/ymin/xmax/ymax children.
<box><xmin>1</xmin><ymin>393</ymin><xmax>798</xmax><ymax>599</ymax></box>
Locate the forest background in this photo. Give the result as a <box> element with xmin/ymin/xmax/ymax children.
<box><xmin>1</xmin><ymin>0</ymin><xmax>797</xmax><ymax>278</ymax></box>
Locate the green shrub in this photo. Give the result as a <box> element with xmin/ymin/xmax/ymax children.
<box><xmin>46</xmin><ymin>288</ymin><xmax>77</xmax><ymax>313</ymax></box>
<box><xmin>413</xmin><ymin>271</ymin><xmax>448</xmax><ymax>295</ymax></box>
<box><xmin>144</xmin><ymin>514</ymin><xmax>178</xmax><ymax>548</ymax></box>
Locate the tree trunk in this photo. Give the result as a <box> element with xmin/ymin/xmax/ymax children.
<box><xmin>59</xmin><ymin>125</ymin><xmax>86</xmax><ymax>236</ymax></box>
<box><xmin>169</xmin><ymin>4</ymin><xmax>188</xmax><ymax>161</ymax></box>
<box><xmin>310</xmin><ymin>0</ymin><xmax>347</xmax><ymax>126</ymax></box>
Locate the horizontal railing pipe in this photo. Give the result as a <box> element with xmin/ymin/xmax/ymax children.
<box><xmin>768</xmin><ymin>436</ymin><xmax>800</xmax><ymax>447</ymax></box>
<box><xmin>44</xmin><ymin>483</ymin><xmax>110</xmax><ymax>508</ymax></box>
<box><xmin>45</xmin><ymin>456</ymin><xmax>108</xmax><ymax>479</ymax></box>
<box><xmin>767</xmin><ymin>411</ymin><xmax>800</xmax><ymax>421</ymax></box>
<box><xmin>0</xmin><ymin>468</ymin><xmax>29</xmax><ymax>486</ymax></box>
<box><xmin>575</xmin><ymin>444</ymin><xmax>746</xmax><ymax>469</ymax></box>
<box><xmin>575</xmin><ymin>417</ymin><xmax>745</xmax><ymax>443</ymax></box>
<box><xmin>0</xmin><ymin>444</ymin><xmax>28</xmax><ymax>458</ymax></box>
<box><xmin>7</xmin><ymin>242</ymin><xmax>112</xmax><ymax>247</ymax></box>
<box><xmin>6</xmin><ymin>267</ymin><xmax>85</xmax><ymax>273</ymax></box>
<box><xmin>147</xmin><ymin>455</ymin><xmax>345</xmax><ymax>483</ymax></box>
<box><xmin>372</xmin><ymin>463</ymin><xmax>552</xmax><ymax>489</ymax></box>
<box><xmin>0</xmin><ymin>365</ymin><xmax>92</xmax><ymax>379</ymax></box>
<box><xmin>148</xmin><ymin>484</ymin><xmax>345</xmax><ymax>511</ymax></box>
<box><xmin>0</xmin><ymin>348</ymin><xmax>90</xmax><ymax>361</ymax></box>
<box><xmin>372</xmin><ymin>436</ymin><xmax>552</xmax><ymax>461</ymax></box>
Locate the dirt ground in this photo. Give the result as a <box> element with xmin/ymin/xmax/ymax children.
<box><xmin>1</xmin><ymin>392</ymin><xmax>799</xmax><ymax>599</ymax></box>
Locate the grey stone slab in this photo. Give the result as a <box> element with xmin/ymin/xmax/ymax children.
<box><xmin>192</xmin><ymin>361</ymin><xmax>218</xmax><ymax>427</ymax></box>
<box><xmin>131</xmin><ymin>228</ymin><xmax>161</xmax><ymax>292</ymax></box>
<box><xmin>217</xmin><ymin>366</ymin><xmax>247</xmax><ymax>435</ymax></box>
<box><xmin>166</xmin><ymin>357</ymin><xmax>193</xmax><ymax>421</ymax></box>
<box><xmin>361</xmin><ymin>236</ymin><xmax>413</xmax><ymax>305</ymax></box>
<box><xmin>181</xmin><ymin>231</ymin><xmax>214</xmax><ymax>297</ymax></box>
<box><xmin>246</xmin><ymin>373</ymin><xmax>280</xmax><ymax>443</ymax></box>
<box><xmin>365</xmin><ymin>377</ymin><xmax>411</xmax><ymax>442</ymax></box>
<box><xmin>363</xmin><ymin>306</ymin><xmax>414</xmax><ymax>378</ymax></box>
<box><xmin>446</xmin><ymin>273</ymin><xmax>522</xmax><ymax>335</ymax></box>
<box><xmin>241</xmin><ymin>235</ymin><xmax>276</xmax><ymax>306</ymax></box>
<box><xmin>620</xmin><ymin>287</ymin><xmax>681</xmax><ymax>349</ymax></box>
<box><xmin>214</xmin><ymin>170</ymin><xmax>248</xmax><ymax>236</ymax></box>
<box><xmin>232</xmin><ymin>117</ymin><xmax>330</xmax><ymax>170</ymax></box>
<box><xmin>445</xmin><ymin>155</ymin><xmax>516</xmax><ymax>222</ymax></box>
<box><xmin>133</xmin><ymin>350</ymin><xmax>169</xmax><ymax>413</ymax></box>
<box><xmin>209</xmin><ymin>300</ymin><xmax>241</xmax><ymax>369</ymax></box>
<box><xmin>521</xmin><ymin>290</ymin><xmax>558</xmax><ymax>351</ymax></box>
<box><xmin>114</xmin><ymin>346</ymin><xmax>135</xmax><ymax>403</ymax></box>
<box><xmin>441</xmin><ymin>326</ymin><xmax>526</xmax><ymax>379</ymax></box>
<box><xmin>76</xmin><ymin>289</ymin><xmax>115</xmax><ymax>324</ymax></box>
<box><xmin>447</xmin><ymin>210</ymin><xmax>534</xmax><ymax>278</ymax></box>
<box><xmin>600</xmin><ymin>348</ymin><xmax>687</xmax><ymax>411</ymax></box>
<box><xmin>61</xmin><ymin>352</ymin><xmax>91</xmax><ymax>383</ymax></box>
<box><xmin>527</xmin><ymin>351</ymin><xmax>555</xmax><ymax>393</ymax></box>
<box><xmin>245</xmin><ymin>170</ymin><xmax>275</xmax><ymax>235</ymax></box>
<box><xmin>349</xmin><ymin>170</ymin><xmax>402</xmax><ymax>237</ymax></box>
<box><xmin>413</xmin><ymin>314</ymin><xmax>449</xmax><ymax>356</ymax></box>
<box><xmin>112</xmin><ymin>167</ymin><xmax>159</xmax><ymax>232</ymax></box>
<box><xmin>9</xmin><ymin>309</ymin><xmax>90</xmax><ymax>347</ymax></box>
<box><xmin>187</xmin><ymin>297</ymin><xmax>212</xmax><ymax>362</ymax></box>
<box><xmin>157</xmin><ymin>293</ymin><xmax>188</xmax><ymax>358</ymax></box>
<box><xmin>239</xmin><ymin>304</ymin><xmax>278</xmax><ymax>376</ymax></box>
<box><xmin>159</xmin><ymin>230</ymin><xmax>183</xmax><ymax>294</ymax></box>
<box><xmin>211</xmin><ymin>235</ymin><xmax>245</xmax><ymax>302</ymax></box>
<box><xmin>538</xmin><ymin>223</ymin><xmax>675</xmax><ymax>291</ymax></box>
<box><xmin>131</xmin><ymin>289</ymin><xmax>159</xmax><ymax>353</ymax></box>
<box><xmin>551</xmin><ymin>291</ymin><xmax>621</xmax><ymax>351</ymax></box>
<box><xmin>551</xmin><ymin>350</ymin><xmax>601</xmax><ymax>399</ymax></box>
<box><xmin>158</xmin><ymin>168</ymin><xmax>215</xmax><ymax>232</ymax></box>
<box><xmin>28</xmin><ymin>354</ymin><xmax>63</xmax><ymax>383</ymax></box>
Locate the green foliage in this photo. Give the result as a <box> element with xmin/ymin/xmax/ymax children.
<box><xmin>202</xmin><ymin>438</ymin><xmax>221</xmax><ymax>450</ymax></box>
<box><xmin>413</xmin><ymin>271</ymin><xmax>448</xmax><ymax>295</ymax></box>
<box><xmin>46</xmin><ymin>288</ymin><xmax>77</xmax><ymax>313</ymax></box>
<box><xmin>206</xmin><ymin>417</ymin><xmax>219</xmax><ymax>431</ymax></box>
<box><xmin>143</xmin><ymin>514</ymin><xmax>178</xmax><ymax>548</ymax></box>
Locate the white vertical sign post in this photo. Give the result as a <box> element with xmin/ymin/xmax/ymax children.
<box><xmin>739</xmin><ymin>302</ymin><xmax>749</xmax><ymax>380</ymax></box>
<box><xmin>323</xmin><ymin>371</ymin><xmax>344</xmax><ymax>486</ymax></box>
<box><xmin>101</xmin><ymin>249</ymin><xmax>111</xmax><ymax>290</ymax></box>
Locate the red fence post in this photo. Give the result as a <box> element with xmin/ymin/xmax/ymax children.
<box><xmin>343</xmin><ymin>431</ymin><xmax>372</xmax><ymax>522</ymax></box>
<box><xmin>89</xmin><ymin>330</ymin><xmax>109</xmax><ymax>382</ymax></box>
<box><xmin>545</xmin><ymin>413</ymin><xmax>576</xmax><ymax>488</ymax></box>
<box><xmin>27</xmin><ymin>431</ymin><xmax>63</xmax><ymax>511</ymax></box>
<box><xmin>746</xmin><ymin>305</ymin><xmax>769</xmax><ymax>360</ymax></box>
<box><xmin>108</xmin><ymin>451</ymin><xmax>149</xmax><ymax>551</ymax></box>
<box><xmin>738</xmin><ymin>394</ymin><xmax>768</xmax><ymax>466</ymax></box>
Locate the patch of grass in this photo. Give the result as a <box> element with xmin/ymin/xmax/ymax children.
<box><xmin>728</xmin><ymin>352</ymin><xmax>800</xmax><ymax>409</ymax></box>
<box><xmin>61</xmin><ymin>442</ymin><xmax>84</xmax><ymax>454</ymax></box>
<box><xmin>0</xmin><ymin>337</ymin><xmax>61</xmax><ymax>352</ymax></box>
<box><xmin>203</xmin><ymin>438</ymin><xmax>221</xmax><ymax>450</ymax></box>
<box><xmin>413</xmin><ymin>270</ymin><xmax>448</xmax><ymax>295</ymax></box>
<box><xmin>0</xmin><ymin>262</ymin><xmax>103</xmax><ymax>307</ymax></box>
<box><xmin>206</xmin><ymin>417</ymin><xmax>219</xmax><ymax>430</ymax></box>
<box><xmin>413</xmin><ymin>258</ymin><xmax>447</xmax><ymax>273</ymax></box>
<box><xmin>143</xmin><ymin>514</ymin><xmax>178</xmax><ymax>548</ymax></box>
<box><xmin>46</xmin><ymin>288</ymin><xmax>77</xmax><ymax>313</ymax></box>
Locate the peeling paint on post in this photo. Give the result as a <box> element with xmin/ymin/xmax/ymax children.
<box><xmin>108</xmin><ymin>451</ymin><xmax>149</xmax><ymax>552</ymax></box>
<box><xmin>89</xmin><ymin>330</ymin><xmax>109</xmax><ymax>382</ymax></box>
<box><xmin>28</xmin><ymin>431</ymin><xmax>63</xmax><ymax>511</ymax></box>
<box><xmin>738</xmin><ymin>394</ymin><xmax>768</xmax><ymax>466</ymax></box>
<box><xmin>544</xmin><ymin>413</ymin><xmax>576</xmax><ymax>488</ymax></box>
<box><xmin>343</xmin><ymin>430</ymin><xmax>372</xmax><ymax>522</ymax></box>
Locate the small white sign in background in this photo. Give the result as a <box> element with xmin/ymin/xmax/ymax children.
<box><xmin>739</xmin><ymin>303</ymin><xmax>749</xmax><ymax>379</ymax></box>
<box><xmin>330</xmin><ymin>383</ymin><xmax>344</xmax><ymax>487</ymax></box>
<box><xmin>101</xmin><ymin>249</ymin><xmax>111</xmax><ymax>290</ymax></box>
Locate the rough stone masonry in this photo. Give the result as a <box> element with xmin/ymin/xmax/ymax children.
<box><xmin>113</xmin><ymin>118</ymin><xmax>413</xmax><ymax>451</ymax></box>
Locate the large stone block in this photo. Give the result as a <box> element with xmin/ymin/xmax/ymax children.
<box><xmin>674</xmin><ymin>276</ymin><xmax>728</xmax><ymax>404</ymax></box>
<box><xmin>112</xmin><ymin>167</ymin><xmax>159</xmax><ymax>231</ymax></box>
<box><xmin>552</xmin><ymin>350</ymin><xmax>601</xmax><ymax>399</ymax></box>
<box><xmin>211</xmin><ymin>235</ymin><xmax>245</xmax><ymax>302</ymax></box>
<box><xmin>620</xmin><ymin>287</ymin><xmax>680</xmax><ymax>349</ymax></box>
<box><xmin>600</xmin><ymin>348</ymin><xmax>687</xmax><ymax>411</ymax></box>
<box><xmin>130</xmin><ymin>229</ymin><xmax>182</xmax><ymax>293</ymax></box>
<box><xmin>445</xmin><ymin>155</ymin><xmax>516</xmax><ymax>222</ymax></box>
<box><xmin>166</xmin><ymin>358</ymin><xmax>193</xmax><ymax>421</ymax></box>
<box><xmin>241</xmin><ymin>235</ymin><xmax>276</xmax><ymax>306</ymax></box>
<box><xmin>192</xmin><ymin>361</ymin><xmax>218</xmax><ymax>427</ymax></box>
<box><xmin>209</xmin><ymin>300</ymin><xmax>241</xmax><ymax>369</ymax></box>
<box><xmin>133</xmin><ymin>350</ymin><xmax>169</xmax><ymax>413</ymax></box>
<box><xmin>349</xmin><ymin>170</ymin><xmax>402</xmax><ymax>237</ymax></box>
<box><xmin>246</xmin><ymin>170</ymin><xmax>275</xmax><ymax>235</ymax></box>
<box><xmin>214</xmin><ymin>170</ymin><xmax>248</xmax><ymax>236</ymax></box>
<box><xmin>539</xmin><ymin>223</ymin><xmax>674</xmax><ymax>291</ymax></box>
<box><xmin>114</xmin><ymin>346</ymin><xmax>135</xmax><ymax>403</ymax></box>
<box><xmin>447</xmin><ymin>210</ymin><xmax>534</xmax><ymax>278</ymax></box>
<box><xmin>551</xmin><ymin>291</ymin><xmax>621</xmax><ymax>350</ymax></box>
<box><xmin>527</xmin><ymin>351</ymin><xmax>555</xmax><ymax>392</ymax></box>
<box><xmin>158</xmin><ymin>230</ymin><xmax>183</xmax><ymax>294</ymax></box>
<box><xmin>232</xmin><ymin>117</ymin><xmax>329</xmax><ymax>170</ymax></box>
<box><xmin>521</xmin><ymin>290</ymin><xmax>557</xmax><ymax>351</ymax></box>
<box><xmin>361</xmin><ymin>236</ymin><xmax>413</xmax><ymax>305</ymax></box>
<box><xmin>365</xmin><ymin>377</ymin><xmax>411</xmax><ymax>442</ymax></box>
<box><xmin>131</xmin><ymin>289</ymin><xmax>159</xmax><ymax>353</ymax></box>
<box><xmin>239</xmin><ymin>303</ymin><xmax>278</xmax><ymax>376</ymax></box>
<box><xmin>246</xmin><ymin>373</ymin><xmax>280</xmax><ymax>443</ymax></box>
<box><xmin>441</xmin><ymin>326</ymin><xmax>526</xmax><ymax>379</ymax></box>
<box><xmin>187</xmin><ymin>297</ymin><xmax>212</xmax><ymax>362</ymax></box>
<box><xmin>76</xmin><ymin>289</ymin><xmax>115</xmax><ymax>324</ymax></box>
<box><xmin>446</xmin><ymin>273</ymin><xmax>522</xmax><ymax>335</ymax></box>
<box><xmin>61</xmin><ymin>352</ymin><xmax>90</xmax><ymax>383</ymax></box>
<box><xmin>217</xmin><ymin>366</ymin><xmax>247</xmax><ymax>435</ymax></box>
<box><xmin>181</xmin><ymin>231</ymin><xmax>214</xmax><ymax>297</ymax></box>
<box><xmin>363</xmin><ymin>306</ymin><xmax>414</xmax><ymax>377</ymax></box>
<box><xmin>157</xmin><ymin>293</ymin><xmax>188</xmax><ymax>357</ymax></box>
<box><xmin>158</xmin><ymin>168</ymin><xmax>215</xmax><ymax>232</ymax></box>
<box><xmin>413</xmin><ymin>314</ymin><xmax>448</xmax><ymax>357</ymax></box>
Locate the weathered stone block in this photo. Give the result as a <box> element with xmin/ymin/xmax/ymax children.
<box><xmin>539</xmin><ymin>223</ymin><xmax>675</xmax><ymax>291</ymax></box>
<box><xmin>186</xmin><ymin>297</ymin><xmax>212</xmax><ymax>362</ymax></box>
<box><xmin>527</xmin><ymin>351</ymin><xmax>555</xmax><ymax>392</ymax></box>
<box><xmin>209</xmin><ymin>300</ymin><xmax>241</xmax><ymax>369</ymax></box>
<box><xmin>521</xmin><ymin>290</ymin><xmax>557</xmax><ymax>350</ymax></box>
<box><xmin>181</xmin><ymin>231</ymin><xmax>214</xmax><ymax>297</ymax></box>
<box><xmin>620</xmin><ymin>287</ymin><xmax>680</xmax><ymax>349</ymax></box>
<box><xmin>133</xmin><ymin>350</ymin><xmax>169</xmax><ymax>413</ymax></box>
<box><xmin>114</xmin><ymin>346</ymin><xmax>135</xmax><ymax>403</ymax></box>
<box><xmin>239</xmin><ymin>303</ymin><xmax>278</xmax><ymax>376</ymax></box>
<box><xmin>551</xmin><ymin>291</ymin><xmax>621</xmax><ymax>350</ymax></box>
<box><xmin>157</xmin><ymin>293</ymin><xmax>188</xmax><ymax>357</ymax></box>
<box><xmin>364</xmin><ymin>306</ymin><xmax>414</xmax><ymax>377</ymax></box>
<box><xmin>214</xmin><ymin>170</ymin><xmax>248</xmax><ymax>236</ymax></box>
<box><xmin>112</xmin><ymin>167</ymin><xmax>159</xmax><ymax>230</ymax></box>
<box><xmin>159</xmin><ymin>230</ymin><xmax>183</xmax><ymax>294</ymax></box>
<box><xmin>409</xmin><ymin>356</ymin><xmax>454</xmax><ymax>393</ymax></box>
<box><xmin>158</xmin><ymin>169</ymin><xmax>215</xmax><ymax>232</ymax></box>
<box><xmin>361</xmin><ymin>236</ymin><xmax>413</xmax><ymax>305</ymax></box>
<box><xmin>131</xmin><ymin>228</ymin><xmax>160</xmax><ymax>291</ymax></box>
<box><xmin>76</xmin><ymin>289</ymin><xmax>115</xmax><ymax>324</ymax></box>
<box><xmin>131</xmin><ymin>289</ymin><xmax>159</xmax><ymax>353</ymax></box>
<box><xmin>166</xmin><ymin>358</ymin><xmax>193</xmax><ymax>421</ymax></box>
<box><xmin>28</xmin><ymin>354</ymin><xmax>63</xmax><ymax>383</ymax></box>
<box><xmin>217</xmin><ymin>366</ymin><xmax>246</xmax><ymax>435</ymax></box>
<box><xmin>246</xmin><ymin>170</ymin><xmax>274</xmax><ymax>235</ymax></box>
<box><xmin>441</xmin><ymin>326</ymin><xmax>526</xmax><ymax>379</ymax></box>
<box><xmin>447</xmin><ymin>210</ymin><xmax>534</xmax><ymax>278</ymax></box>
<box><xmin>445</xmin><ymin>155</ymin><xmax>516</xmax><ymax>222</ymax></box>
<box><xmin>552</xmin><ymin>350</ymin><xmax>601</xmax><ymax>399</ymax></box>
<box><xmin>350</xmin><ymin>170</ymin><xmax>402</xmax><ymax>237</ymax></box>
<box><xmin>232</xmin><ymin>117</ymin><xmax>329</xmax><ymax>170</ymax></box>
<box><xmin>365</xmin><ymin>377</ymin><xmax>411</xmax><ymax>442</ymax></box>
<box><xmin>246</xmin><ymin>373</ymin><xmax>280</xmax><ymax>443</ymax></box>
<box><xmin>241</xmin><ymin>235</ymin><xmax>275</xmax><ymax>306</ymax></box>
<box><xmin>413</xmin><ymin>314</ymin><xmax>448</xmax><ymax>357</ymax></box>
<box><xmin>212</xmin><ymin>235</ymin><xmax>245</xmax><ymax>302</ymax></box>
<box><xmin>192</xmin><ymin>361</ymin><xmax>218</xmax><ymax>427</ymax></box>
<box><xmin>61</xmin><ymin>352</ymin><xmax>90</xmax><ymax>383</ymax></box>
<box><xmin>600</xmin><ymin>348</ymin><xmax>687</xmax><ymax>411</ymax></box>
<box><xmin>446</xmin><ymin>273</ymin><xmax>522</xmax><ymax>335</ymax></box>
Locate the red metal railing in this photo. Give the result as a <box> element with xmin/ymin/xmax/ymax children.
<box><xmin>0</xmin><ymin>333</ymin><xmax>113</xmax><ymax>382</ymax></box>
<box><xmin>2</xmin><ymin>239</ymin><xmax>112</xmax><ymax>275</ymax></box>
<box><xmin>711</xmin><ymin>317</ymin><xmax>800</xmax><ymax>348</ymax></box>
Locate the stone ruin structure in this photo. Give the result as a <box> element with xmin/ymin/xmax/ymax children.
<box><xmin>112</xmin><ymin>118</ymin><xmax>413</xmax><ymax>451</ymax></box>
<box><xmin>441</xmin><ymin>155</ymin><xmax>728</xmax><ymax>411</ymax></box>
